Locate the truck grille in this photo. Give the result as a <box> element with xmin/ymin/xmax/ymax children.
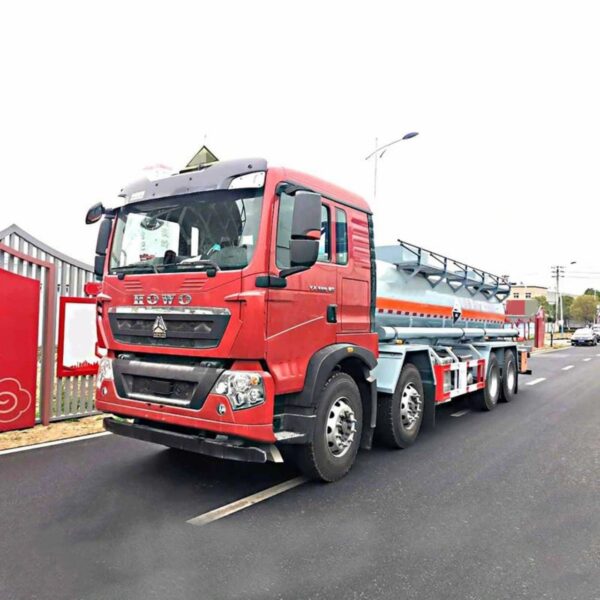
<box><xmin>108</xmin><ymin>308</ymin><xmax>230</xmax><ymax>349</ymax></box>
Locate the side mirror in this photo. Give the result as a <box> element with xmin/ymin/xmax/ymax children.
<box><xmin>290</xmin><ymin>239</ymin><xmax>319</xmax><ymax>268</ymax></box>
<box><xmin>94</xmin><ymin>219</ymin><xmax>113</xmax><ymax>279</ymax></box>
<box><xmin>86</xmin><ymin>202</ymin><xmax>105</xmax><ymax>224</ymax></box>
<box><xmin>279</xmin><ymin>191</ymin><xmax>321</xmax><ymax>277</ymax></box>
<box><xmin>94</xmin><ymin>256</ymin><xmax>105</xmax><ymax>280</ymax></box>
<box><xmin>291</xmin><ymin>191</ymin><xmax>322</xmax><ymax>240</ymax></box>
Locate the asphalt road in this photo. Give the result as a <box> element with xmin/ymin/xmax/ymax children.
<box><xmin>1</xmin><ymin>347</ymin><xmax>599</xmax><ymax>600</ymax></box>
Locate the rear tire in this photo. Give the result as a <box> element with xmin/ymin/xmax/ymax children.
<box><xmin>375</xmin><ymin>363</ymin><xmax>424</xmax><ymax>448</ymax></box>
<box><xmin>469</xmin><ymin>353</ymin><xmax>500</xmax><ymax>411</ymax></box>
<box><xmin>500</xmin><ymin>350</ymin><xmax>517</xmax><ymax>403</ymax></box>
<box><xmin>290</xmin><ymin>372</ymin><xmax>362</xmax><ymax>482</ymax></box>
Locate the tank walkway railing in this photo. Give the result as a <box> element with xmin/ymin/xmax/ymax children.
<box><xmin>376</xmin><ymin>239</ymin><xmax>511</xmax><ymax>302</ymax></box>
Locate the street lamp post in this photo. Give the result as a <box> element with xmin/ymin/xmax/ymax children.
<box><xmin>365</xmin><ymin>132</ymin><xmax>419</xmax><ymax>202</ymax></box>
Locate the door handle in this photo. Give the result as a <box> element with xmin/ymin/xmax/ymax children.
<box><xmin>327</xmin><ymin>304</ymin><xmax>337</xmax><ymax>323</ymax></box>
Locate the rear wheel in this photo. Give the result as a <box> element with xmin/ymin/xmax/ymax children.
<box><xmin>500</xmin><ymin>350</ymin><xmax>517</xmax><ymax>402</ymax></box>
<box><xmin>375</xmin><ymin>363</ymin><xmax>424</xmax><ymax>448</ymax></box>
<box><xmin>469</xmin><ymin>353</ymin><xmax>500</xmax><ymax>411</ymax></box>
<box><xmin>290</xmin><ymin>372</ymin><xmax>362</xmax><ymax>482</ymax></box>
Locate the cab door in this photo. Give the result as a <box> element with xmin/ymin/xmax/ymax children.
<box><xmin>333</xmin><ymin>206</ymin><xmax>372</xmax><ymax>338</ymax></box>
<box><xmin>266</xmin><ymin>191</ymin><xmax>338</xmax><ymax>395</ymax></box>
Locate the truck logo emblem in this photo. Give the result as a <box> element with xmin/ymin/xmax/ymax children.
<box><xmin>134</xmin><ymin>294</ymin><xmax>192</xmax><ymax>306</ymax></box>
<box><xmin>152</xmin><ymin>316</ymin><xmax>167</xmax><ymax>338</ymax></box>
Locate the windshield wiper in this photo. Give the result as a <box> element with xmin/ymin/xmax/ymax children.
<box><xmin>112</xmin><ymin>264</ymin><xmax>159</xmax><ymax>279</ymax></box>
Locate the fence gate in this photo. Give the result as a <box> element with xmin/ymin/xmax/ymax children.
<box><xmin>0</xmin><ymin>224</ymin><xmax>97</xmax><ymax>425</ymax></box>
<box><xmin>0</xmin><ymin>269</ymin><xmax>40</xmax><ymax>431</ymax></box>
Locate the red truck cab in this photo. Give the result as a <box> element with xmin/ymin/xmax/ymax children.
<box><xmin>88</xmin><ymin>158</ymin><xmax>379</xmax><ymax>481</ymax></box>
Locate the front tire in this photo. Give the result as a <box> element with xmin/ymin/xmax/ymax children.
<box><xmin>469</xmin><ymin>353</ymin><xmax>500</xmax><ymax>411</ymax></box>
<box><xmin>375</xmin><ymin>363</ymin><xmax>424</xmax><ymax>448</ymax></box>
<box><xmin>291</xmin><ymin>372</ymin><xmax>362</xmax><ymax>482</ymax></box>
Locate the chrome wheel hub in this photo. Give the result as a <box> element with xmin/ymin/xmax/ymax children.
<box><xmin>400</xmin><ymin>383</ymin><xmax>422</xmax><ymax>431</ymax></box>
<box><xmin>326</xmin><ymin>397</ymin><xmax>357</xmax><ymax>458</ymax></box>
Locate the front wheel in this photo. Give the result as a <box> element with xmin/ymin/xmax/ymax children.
<box><xmin>290</xmin><ymin>372</ymin><xmax>363</xmax><ymax>482</ymax></box>
<box><xmin>469</xmin><ymin>353</ymin><xmax>500</xmax><ymax>411</ymax></box>
<box><xmin>375</xmin><ymin>363</ymin><xmax>424</xmax><ymax>448</ymax></box>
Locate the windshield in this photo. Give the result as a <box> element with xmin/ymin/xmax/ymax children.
<box><xmin>574</xmin><ymin>329</ymin><xmax>591</xmax><ymax>335</ymax></box>
<box><xmin>109</xmin><ymin>189</ymin><xmax>263</xmax><ymax>274</ymax></box>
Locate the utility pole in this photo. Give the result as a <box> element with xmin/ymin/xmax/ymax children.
<box><xmin>551</xmin><ymin>265</ymin><xmax>565</xmax><ymax>334</ymax></box>
<box><xmin>551</xmin><ymin>261</ymin><xmax>576</xmax><ymax>334</ymax></box>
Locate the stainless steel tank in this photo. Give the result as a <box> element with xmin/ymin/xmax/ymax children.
<box><xmin>375</xmin><ymin>241</ymin><xmax>510</xmax><ymax>330</ymax></box>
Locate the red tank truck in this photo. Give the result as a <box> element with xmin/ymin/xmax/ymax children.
<box><xmin>85</xmin><ymin>157</ymin><xmax>529</xmax><ymax>482</ymax></box>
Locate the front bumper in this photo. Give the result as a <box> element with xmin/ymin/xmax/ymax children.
<box><xmin>104</xmin><ymin>417</ymin><xmax>277</xmax><ymax>463</ymax></box>
<box><xmin>96</xmin><ymin>372</ymin><xmax>277</xmax><ymax>444</ymax></box>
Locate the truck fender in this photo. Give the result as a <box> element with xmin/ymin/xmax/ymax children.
<box><xmin>282</xmin><ymin>344</ymin><xmax>378</xmax><ymax>449</ymax></box>
<box><xmin>374</xmin><ymin>347</ymin><xmax>436</xmax><ymax>431</ymax></box>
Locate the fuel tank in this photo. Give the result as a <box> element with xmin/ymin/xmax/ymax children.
<box><xmin>375</xmin><ymin>242</ymin><xmax>510</xmax><ymax>330</ymax></box>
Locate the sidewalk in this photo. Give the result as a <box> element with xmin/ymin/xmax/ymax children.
<box><xmin>0</xmin><ymin>415</ymin><xmax>105</xmax><ymax>451</ymax></box>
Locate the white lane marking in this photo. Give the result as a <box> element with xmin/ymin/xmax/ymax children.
<box><xmin>187</xmin><ymin>476</ymin><xmax>308</xmax><ymax>526</ymax></box>
<box><xmin>596</xmin><ymin>353</ymin><xmax>600</xmax><ymax>357</ymax></box>
<box><xmin>562</xmin><ymin>365</ymin><xmax>574</xmax><ymax>371</ymax></box>
<box><xmin>526</xmin><ymin>378</ymin><xmax>546</xmax><ymax>386</ymax></box>
<box><xmin>451</xmin><ymin>409</ymin><xmax>470</xmax><ymax>418</ymax></box>
<box><xmin>0</xmin><ymin>431</ymin><xmax>112</xmax><ymax>456</ymax></box>
<box><xmin>583</xmin><ymin>358</ymin><xmax>592</xmax><ymax>362</ymax></box>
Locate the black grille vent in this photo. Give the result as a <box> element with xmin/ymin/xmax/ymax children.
<box><xmin>109</xmin><ymin>311</ymin><xmax>230</xmax><ymax>349</ymax></box>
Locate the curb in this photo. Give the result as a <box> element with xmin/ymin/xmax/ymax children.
<box><xmin>531</xmin><ymin>345</ymin><xmax>573</xmax><ymax>355</ymax></box>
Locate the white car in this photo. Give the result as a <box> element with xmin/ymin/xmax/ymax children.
<box><xmin>591</xmin><ymin>324</ymin><xmax>600</xmax><ymax>342</ymax></box>
<box><xmin>571</xmin><ymin>328</ymin><xmax>597</xmax><ymax>346</ymax></box>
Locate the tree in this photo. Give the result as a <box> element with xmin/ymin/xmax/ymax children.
<box><xmin>562</xmin><ymin>295</ymin><xmax>574</xmax><ymax>326</ymax></box>
<box><xmin>570</xmin><ymin>294</ymin><xmax>598</xmax><ymax>324</ymax></box>
<box><xmin>584</xmin><ymin>288</ymin><xmax>600</xmax><ymax>297</ymax></box>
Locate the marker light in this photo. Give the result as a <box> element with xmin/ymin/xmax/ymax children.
<box><xmin>228</xmin><ymin>171</ymin><xmax>265</xmax><ymax>189</ymax></box>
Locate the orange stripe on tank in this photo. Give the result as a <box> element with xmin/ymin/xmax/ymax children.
<box><xmin>376</xmin><ymin>297</ymin><xmax>505</xmax><ymax>323</ymax></box>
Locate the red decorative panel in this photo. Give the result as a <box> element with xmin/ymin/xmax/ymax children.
<box><xmin>0</xmin><ymin>269</ymin><xmax>40</xmax><ymax>431</ymax></box>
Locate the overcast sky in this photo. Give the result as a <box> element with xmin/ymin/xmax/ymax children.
<box><xmin>1</xmin><ymin>1</ymin><xmax>599</xmax><ymax>294</ymax></box>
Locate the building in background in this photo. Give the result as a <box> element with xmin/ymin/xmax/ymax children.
<box><xmin>508</xmin><ymin>285</ymin><xmax>548</xmax><ymax>300</ymax></box>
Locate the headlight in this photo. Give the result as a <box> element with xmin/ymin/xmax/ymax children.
<box><xmin>96</xmin><ymin>357</ymin><xmax>114</xmax><ymax>389</ymax></box>
<box><xmin>212</xmin><ymin>371</ymin><xmax>265</xmax><ymax>410</ymax></box>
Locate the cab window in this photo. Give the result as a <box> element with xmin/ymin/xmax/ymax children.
<box><xmin>335</xmin><ymin>208</ymin><xmax>348</xmax><ymax>265</ymax></box>
<box><xmin>318</xmin><ymin>204</ymin><xmax>331</xmax><ymax>262</ymax></box>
